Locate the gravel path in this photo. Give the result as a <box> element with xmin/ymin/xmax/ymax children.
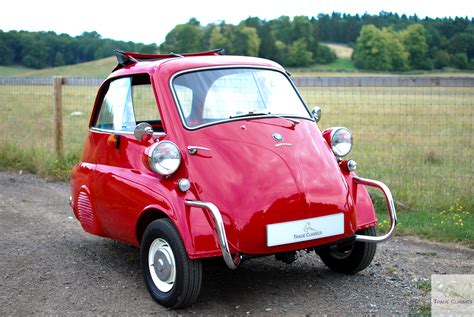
<box><xmin>0</xmin><ymin>171</ymin><xmax>472</xmax><ymax>315</ymax></box>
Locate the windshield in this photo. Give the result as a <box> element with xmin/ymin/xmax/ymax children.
<box><xmin>172</xmin><ymin>68</ymin><xmax>311</xmax><ymax>128</ymax></box>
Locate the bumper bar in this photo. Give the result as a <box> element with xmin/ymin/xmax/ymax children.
<box><xmin>353</xmin><ymin>176</ymin><xmax>397</xmax><ymax>243</ymax></box>
<box><xmin>185</xmin><ymin>200</ymin><xmax>242</xmax><ymax>269</ymax></box>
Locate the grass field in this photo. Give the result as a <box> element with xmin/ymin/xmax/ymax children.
<box><xmin>0</xmin><ymin>65</ymin><xmax>36</xmax><ymax>76</ymax></box>
<box><xmin>1</xmin><ymin>45</ymin><xmax>472</xmax><ymax>245</ymax></box>
<box><xmin>0</xmin><ymin>57</ymin><xmax>116</xmax><ymax>77</ymax></box>
<box><xmin>300</xmin><ymin>86</ymin><xmax>473</xmax><ymax>214</ymax></box>
<box><xmin>0</xmin><ymin>71</ymin><xmax>473</xmax><ymax>245</ymax></box>
<box><xmin>325</xmin><ymin>43</ymin><xmax>353</xmax><ymax>59</ymax></box>
<box><xmin>1</xmin><ymin>49</ymin><xmax>473</xmax><ymax>78</ymax></box>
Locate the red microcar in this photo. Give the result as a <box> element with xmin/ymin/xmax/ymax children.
<box><xmin>70</xmin><ymin>49</ymin><xmax>397</xmax><ymax>308</ymax></box>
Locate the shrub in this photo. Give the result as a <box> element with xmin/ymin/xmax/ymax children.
<box><xmin>314</xmin><ymin>44</ymin><xmax>337</xmax><ymax>64</ymax></box>
<box><xmin>452</xmin><ymin>53</ymin><xmax>468</xmax><ymax>69</ymax></box>
<box><xmin>434</xmin><ymin>50</ymin><xmax>452</xmax><ymax>69</ymax></box>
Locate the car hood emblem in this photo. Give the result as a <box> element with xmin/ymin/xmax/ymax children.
<box><xmin>273</xmin><ymin>133</ymin><xmax>283</xmax><ymax>141</ymax></box>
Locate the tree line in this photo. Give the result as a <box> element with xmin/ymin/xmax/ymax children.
<box><xmin>0</xmin><ymin>30</ymin><xmax>157</xmax><ymax>69</ymax></box>
<box><xmin>1</xmin><ymin>12</ymin><xmax>472</xmax><ymax>70</ymax></box>
<box><xmin>161</xmin><ymin>13</ymin><xmax>474</xmax><ymax>70</ymax></box>
<box><xmin>160</xmin><ymin>17</ymin><xmax>337</xmax><ymax>67</ymax></box>
<box><xmin>350</xmin><ymin>16</ymin><xmax>474</xmax><ymax>70</ymax></box>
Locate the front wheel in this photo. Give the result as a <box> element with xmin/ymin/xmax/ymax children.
<box><xmin>141</xmin><ymin>219</ymin><xmax>202</xmax><ymax>308</ymax></box>
<box><xmin>317</xmin><ymin>226</ymin><xmax>377</xmax><ymax>274</ymax></box>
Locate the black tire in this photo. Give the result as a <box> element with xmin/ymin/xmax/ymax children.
<box><xmin>141</xmin><ymin>219</ymin><xmax>202</xmax><ymax>309</ymax></box>
<box><xmin>318</xmin><ymin>226</ymin><xmax>377</xmax><ymax>274</ymax></box>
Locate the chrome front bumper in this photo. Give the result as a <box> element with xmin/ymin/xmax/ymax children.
<box><xmin>185</xmin><ymin>200</ymin><xmax>242</xmax><ymax>269</ymax></box>
<box><xmin>185</xmin><ymin>177</ymin><xmax>396</xmax><ymax>269</ymax></box>
<box><xmin>353</xmin><ymin>176</ymin><xmax>397</xmax><ymax>243</ymax></box>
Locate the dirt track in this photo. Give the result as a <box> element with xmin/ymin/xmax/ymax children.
<box><xmin>1</xmin><ymin>171</ymin><xmax>473</xmax><ymax>315</ymax></box>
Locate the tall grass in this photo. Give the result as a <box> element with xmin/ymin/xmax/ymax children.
<box><xmin>0</xmin><ymin>80</ymin><xmax>472</xmax><ymax>245</ymax></box>
<box><xmin>0</xmin><ymin>143</ymin><xmax>79</xmax><ymax>180</ymax></box>
<box><xmin>300</xmin><ymin>86</ymin><xmax>473</xmax><ymax>214</ymax></box>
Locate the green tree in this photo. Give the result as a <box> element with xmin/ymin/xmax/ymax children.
<box><xmin>292</xmin><ymin>16</ymin><xmax>317</xmax><ymax>56</ymax></box>
<box><xmin>314</xmin><ymin>44</ymin><xmax>336</xmax><ymax>64</ymax></box>
<box><xmin>382</xmin><ymin>28</ymin><xmax>409</xmax><ymax>71</ymax></box>
<box><xmin>353</xmin><ymin>25</ymin><xmax>409</xmax><ymax>71</ymax></box>
<box><xmin>234</xmin><ymin>25</ymin><xmax>261</xmax><ymax>56</ymax></box>
<box><xmin>208</xmin><ymin>24</ymin><xmax>234</xmax><ymax>53</ymax></box>
<box><xmin>19</xmin><ymin>32</ymin><xmax>50</xmax><ymax>69</ymax></box>
<box><xmin>449</xmin><ymin>32</ymin><xmax>474</xmax><ymax>60</ymax></box>
<box><xmin>53</xmin><ymin>52</ymin><xmax>65</xmax><ymax>66</ymax></box>
<box><xmin>452</xmin><ymin>52</ymin><xmax>468</xmax><ymax>69</ymax></box>
<box><xmin>0</xmin><ymin>34</ymin><xmax>14</xmax><ymax>65</ymax></box>
<box><xmin>352</xmin><ymin>25</ymin><xmax>392</xmax><ymax>71</ymax></box>
<box><xmin>401</xmin><ymin>24</ymin><xmax>429</xmax><ymax>69</ymax></box>
<box><xmin>160</xmin><ymin>19</ymin><xmax>204</xmax><ymax>53</ymax></box>
<box><xmin>274</xmin><ymin>40</ymin><xmax>287</xmax><ymax>64</ymax></box>
<box><xmin>272</xmin><ymin>16</ymin><xmax>293</xmax><ymax>45</ymax></box>
<box><xmin>433</xmin><ymin>50</ymin><xmax>451</xmax><ymax>69</ymax></box>
<box><xmin>286</xmin><ymin>38</ymin><xmax>313</xmax><ymax>66</ymax></box>
<box><xmin>258</xmin><ymin>23</ymin><xmax>278</xmax><ymax>60</ymax></box>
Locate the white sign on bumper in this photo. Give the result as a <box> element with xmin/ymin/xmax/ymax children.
<box><xmin>267</xmin><ymin>213</ymin><xmax>344</xmax><ymax>247</ymax></box>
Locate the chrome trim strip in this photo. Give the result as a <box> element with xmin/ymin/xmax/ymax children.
<box><xmin>169</xmin><ymin>65</ymin><xmax>313</xmax><ymax>131</ymax></box>
<box><xmin>90</xmin><ymin>127</ymin><xmax>134</xmax><ymax>135</ymax></box>
<box><xmin>353</xmin><ymin>176</ymin><xmax>397</xmax><ymax>243</ymax></box>
<box><xmin>185</xmin><ymin>200</ymin><xmax>241</xmax><ymax>269</ymax></box>
<box><xmin>90</xmin><ymin>127</ymin><xmax>167</xmax><ymax>138</ymax></box>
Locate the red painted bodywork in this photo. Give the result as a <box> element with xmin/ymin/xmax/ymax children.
<box><xmin>70</xmin><ymin>55</ymin><xmax>377</xmax><ymax>259</ymax></box>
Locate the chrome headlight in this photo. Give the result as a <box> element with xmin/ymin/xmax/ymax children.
<box><xmin>330</xmin><ymin>127</ymin><xmax>353</xmax><ymax>157</ymax></box>
<box><xmin>148</xmin><ymin>141</ymin><xmax>181</xmax><ymax>175</ymax></box>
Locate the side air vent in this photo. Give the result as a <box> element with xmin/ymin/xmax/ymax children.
<box><xmin>77</xmin><ymin>191</ymin><xmax>99</xmax><ymax>234</ymax></box>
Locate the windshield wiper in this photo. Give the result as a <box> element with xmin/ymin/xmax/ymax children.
<box><xmin>229</xmin><ymin>111</ymin><xmax>299</xmax><ymax>127</ymax></box>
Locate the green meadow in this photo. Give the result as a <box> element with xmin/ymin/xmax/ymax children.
<box><xmin>0</xmin><ymin>65</ymin><xmax>472</xmax><ymax>245</ymax></box>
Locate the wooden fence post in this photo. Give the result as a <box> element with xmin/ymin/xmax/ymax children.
<box><xmin>53</xmin><ymin>76</ymin><xmax>64</xmax><ymax>159</ymax></box>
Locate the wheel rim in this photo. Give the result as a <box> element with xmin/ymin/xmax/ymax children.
<box><xmin>148</xmin><ymin>238</ymin><xmax>176</xmax><ymax>293</ymax></box>
<box><xmin>329</xmin><ymin>244</ymin><xmax>354</xmax><ymax>260</ymax></box>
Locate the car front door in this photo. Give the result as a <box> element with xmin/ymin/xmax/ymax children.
<box><xmin>90</xmin><ymin>74</ymin><xmax>164</xmax><ymax>243</ymax></box>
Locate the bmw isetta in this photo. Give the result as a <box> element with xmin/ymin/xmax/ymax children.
<box><xmin>70</xmin><ymin>49</ymin><xmax>397</xmax><ymax>308</ymax></box>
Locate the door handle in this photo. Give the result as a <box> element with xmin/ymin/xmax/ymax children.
<box><xmin>187</xmin><ymin>146</ymin><xmax>211</xmax><ymax>155</ymax></box>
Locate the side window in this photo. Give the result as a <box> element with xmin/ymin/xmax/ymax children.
<box><xmin>95</xmin><ymin>78</ymin><xmax>135</xmax><ymax>131</ymax></box>
<box><xmin>174</xmin><ymin>85</ymin><xmax>193</xmax><ymax>118</ymax></box>
<box><xmin>132</xmin><ymin>84</ymin><xmax>161</xmax><ymax>122</ymax></box>
<box><xmin>94</xmin><ymin>74</ymin><xmax>161</xmax><ymax>132</ymax></box>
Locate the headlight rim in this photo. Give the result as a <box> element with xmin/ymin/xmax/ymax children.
<box><xmin>147</xmin><ymin>140</ymin><xmax>182</xmax><ymax>175</ymax></box>
<box><xmin>330</xmin><ymin>127</ymin><xmax>353</xmax><ymax>157</ymax></box>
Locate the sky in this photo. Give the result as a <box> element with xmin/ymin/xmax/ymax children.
<box><xmin>1</xmin><ymin>0</ymin><xmax>472</xmax><ymax>45</ymax></box>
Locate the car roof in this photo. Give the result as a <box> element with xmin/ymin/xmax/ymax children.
<box><xmin>108</xmin><ymin>52</ymin><xmax>285</xmax><ymax>80</ymax></box>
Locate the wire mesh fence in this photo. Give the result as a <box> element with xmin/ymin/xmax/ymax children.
<box><xmin>0</xmin><ymin>76</ymin><xmax>472</xmax><ymax>212</ymax></box>
<box><xmin>294</xmin><ymin>77</ymin><xmax>473</xmax><ymax>211</ymax></box>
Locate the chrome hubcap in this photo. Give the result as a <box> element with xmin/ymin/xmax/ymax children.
<box><xmin>330</xmin><ymin>244</ymin><xmax>354</xmax><ymax>260</ymax></box>
<box><xmin>148</xmin><ymin>238</ymin><xmax>176</xmax><ymax>292</ymax></box>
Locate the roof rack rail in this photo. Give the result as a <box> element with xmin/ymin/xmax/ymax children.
<box><xmin>113</xmin><ymin>48</ymin><xmax>225</xmax><ymax>72</ymax></box>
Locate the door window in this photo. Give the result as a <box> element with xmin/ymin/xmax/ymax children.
<box><xmin>94</xmin><ymin>75</ymin><xmax>160</xmax><ymax>132</ymax></box>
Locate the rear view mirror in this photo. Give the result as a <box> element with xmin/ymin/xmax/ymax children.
<box><xmin>134</xmin><ymin>122</ymin><xmax>154</xmax><ymax>142</ymax></box>
<box><xmin>311</xmin><ymin>106</ymin><xmax>321</xmax><ymax>123</ymax></box>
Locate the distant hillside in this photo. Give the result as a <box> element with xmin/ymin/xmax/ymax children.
<box><xmin>324</xmin><ymin>43</ymin><xmax>353</xmax><ymax>59</ymax></box>
<box><xmin>0</xmin><ymin>30</ymin><xmax>157</xmax><ymax>69</ymax></box>
<box><xmin>0</xmin><ymin>57</ymin><xmax>116</xmax><ymax>77</ymax></box>
<box><xmin>1</xmin><ymin>50</ymin><xmax>472</xmax><ymax>77</ymax></box>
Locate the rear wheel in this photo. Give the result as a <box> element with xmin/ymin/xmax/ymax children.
<box><xmin>318</xmin><ymin>226</ymin><xmax>377</xmax><ymax>274</ymax></box>
<box><xmin>141</xmin><ymin>219</ymin><xmax>202</xmax><ymax>308</ymax></box>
